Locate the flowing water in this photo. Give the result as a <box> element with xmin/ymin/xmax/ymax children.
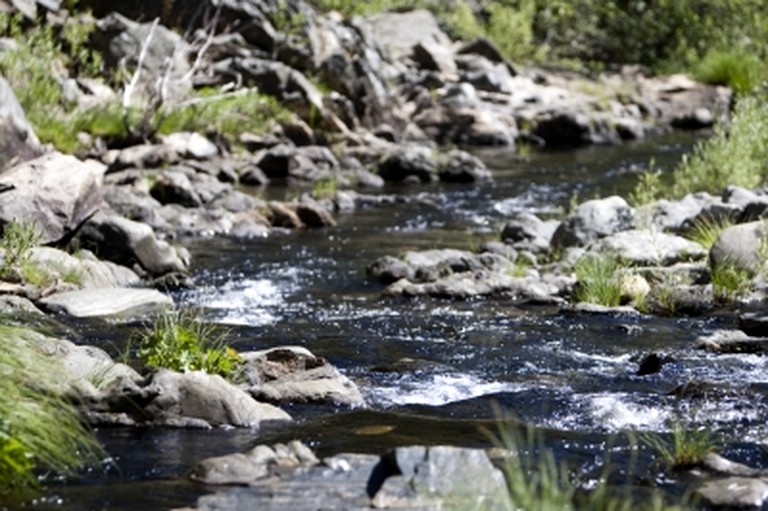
<box><xmin>36</xmin><ymin>132</ymin><xmax>768</xmax><ymax>509</ymax></box>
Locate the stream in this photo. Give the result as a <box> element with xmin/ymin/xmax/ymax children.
<box><xmin>34</xmin><ymin>132</ymin><xmax>768</xmax><ymax>510</ymax></box>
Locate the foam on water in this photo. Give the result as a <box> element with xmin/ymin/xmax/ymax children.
<box><xmin>368</xmin><ymin>372</ymin><xmax>527</xmax><ymax>407</ymax></box>
<box><xmin>186</xmin><ymin>278</ymin><xmax>287</xmax><ymax>326</ymax></box>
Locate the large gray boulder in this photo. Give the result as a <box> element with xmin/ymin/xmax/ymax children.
<box><xmin>74</xmin><ymin>212</ymin><xmax>189</xmax><ymax>277</ymax></box>
<box><xmin>369</xmin><ymin>9</ymin><xmax>452</xmax><ymax>62</ymax></box>
<box><xmin>38</xmin><ymin>287</ymin><xmax>173</xmax><ymax>318</ymax></box>
<box><xmin>28</xmin><ymin>247</ymin><xmax>141</xmax><ymax>289</ymax></box>
<box><xmin>595</xmin><ymin>229</ymin><xmax>707</xmax><ymax>265</ymax></box>
<box><xmin>0</xmin><ymin>75</ymin><xmax>42</xmax><ymax>171</ymax></box>
<box><xmin>710</xmin><ymin>220</ymin><xmax>767</xmax><ymax>273</ymax></box>
<box><xmin>144</xmin><ymin>369</ymin><xmax>292</xmax><ymax>428</ymax></box>
<box><xmin>551</xmin><ymin>196</ymin><xmax>635</xmax><ymax>250</ymax></box>
<box><xmin>0</xmin><ymin>152</ymin><xmax>105</xmax><ymax>244</ymax></box>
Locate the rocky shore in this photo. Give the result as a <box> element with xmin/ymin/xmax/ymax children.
<box><xmin>1</xmin><ymin>0</ymin><xmax>766</xmax><ymax>509</ymax></box>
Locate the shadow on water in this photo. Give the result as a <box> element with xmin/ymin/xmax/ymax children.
<box><xmin>41</xmin><ymin>131</ymin><xmax>768</xmax><ymax>510</ymax></box>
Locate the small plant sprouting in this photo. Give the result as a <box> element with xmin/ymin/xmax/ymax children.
<box><xmin>134</xmin><ymin>309</ymin><xmax>242</xmax><ymax>379</ymax></box>
<box><xmin>642</xmin><ymin>423</ymin><xmax>716</xmax><ymax>469</ymax></box>
<box><xmin>312</xmin><ymin>177</ymin><xmax>338</xmax><ymax>200</ymax></box>
<box><xmin>0</xmin><ymin>219</ymin><xmax>42</xmax><ymax>282</ymax></box>
<box><xmin>629</xmin><ymin>159</ymin><xmax>662</xmax><ymax>206</ymax></box>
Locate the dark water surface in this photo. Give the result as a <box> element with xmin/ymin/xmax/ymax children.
<box><xmin>37</xmin><ymin>132</ymin><xmax>768</xmax><ymax>510</ymax></box>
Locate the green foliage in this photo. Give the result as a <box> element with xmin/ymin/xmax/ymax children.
<box><xmin>0</xmin><ymin>326</ymin><xmax>104</xmax><ymax>504</ymax></box>
<box><xmin>694</xmin><ymin>49</ymin><xmax>768</xmax><ymax>94</ymax></box>
<box><xmin>684</xmin><ymin>215</ymin><xmax>734</xmax><ymax>251</ymax></box>
<box><xmin>156</xmin><ymin>89</ymin><xmax>289</xmax><ymax>139</ymax></box>
<box><xmin>312</xmin><ymin>177</ymin><xmax>338</xmax><ymax>199</ymax></box>
<box><xmin>0</xmin><ymin>12</ymin><xmax>102</xmax><ymax>152</ymax></box>
<box><xmin>572</xmin><ymin>254</ymin><xmax>623</xmax><ymax>307</ymax></box>
<box><xmin>671</xmin><ymin>95</ymin><xmax>768</xmax><ymax>198</ymax></box>
<box><xmin>628</xmin><ymin>160</ymin><xmax>663</xmax><ymax>207</ymax></box>
<box><xmin>711</xmin><ymin>262</ymin><xmax>752</xmax><ymax>302</ymax></box>
<box><xmin>135</xmin><ymin>309</ymin><xmax>242</xmax><ymax>378</ymax></box>
<box><xmin>0</xmin><ymin>220</ymin><xmax>41</xmax><ymax>282</ymax></box>
<box><xmin>642</xmin><ymin>424</ymin><xmax>716</xmax><ymax>469</ymax></box>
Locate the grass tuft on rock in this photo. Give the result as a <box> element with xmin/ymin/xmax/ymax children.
<box><xmin>642</xmin><ymin>424</ymin><xmax>716</xmax><ymax>470</ymax></box>
<box><xmin>572</xmin><ymin>254</ymin><xmax>624</xmax><ymax>307</ymax></box>
<box><xmin>684</xmin><ymin>215</ymin><xmax>734</xmax><ymax>251</ymax></box>
<box><xmin>0</xmin><ymin>219</ymin><xmax>41</xmax><ymax>282</ymax></box>
<box><xmin>0</xmin><ymin>326</ymin><xmax>104</xmax><ymax>505</ymax></box>
<box><xmin>134</xmin><ymin>309</ymin><xmax>242</xmax><ymax>379</ymax></box>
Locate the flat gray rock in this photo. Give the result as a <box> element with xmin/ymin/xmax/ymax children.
<box><xmin>38</xmin><ymin>287</ymin><xmax>172</xmax><ymax>318</ymax></box>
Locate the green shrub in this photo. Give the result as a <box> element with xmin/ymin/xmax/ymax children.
<box><xmin>671</xmin><ymin>94</ymin><xmax>768</xmax><ymax>198</ymax></box>
<box><xmin>572</xmin><ymin>254</ymin><xmax>623</xmax><ymax>307</ymax></box>
<box><xmin>0</xmin><ymin>326</ymin><xmax>104</xmax><ymax>504</ymax></box>
<box><xmin>628</xmin><ymin>160</ymin><xmax>663</xmax><ymax>207</ymax></box>
<box><xmin>0</xmin><ymin>220</ymin><xmax>41</xmax><ymax>282</ymax></box>
<box><xmin>135</xmin><ymin>309</ymin><xmax>242</xmax><ymax>378</ymax></box>
<box><xmin>694</xmin><ymin>49</ymin><xmax>768</xmax><ymax>94</ymax></box>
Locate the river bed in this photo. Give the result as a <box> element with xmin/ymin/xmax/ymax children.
<box><xmin>35</xmin><ymin>132</ymin><xmax>768</xmax><ymax>510</ymax></box>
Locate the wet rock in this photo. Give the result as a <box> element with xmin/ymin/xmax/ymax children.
<box><xmin>437</xmin><ymin>149</ymin><xmax>492</xmax><ymax>183</ymax></box>
<box><xmin>74</xmin><ymin>212</ymin><xmax>189</xmax><ymax>277</ymax></box>
<box><xmin>385</xmin><ymin>271</ymin><xmax>559</xmax><ymax>301</ymax></box>
<box><xmin>531</xmin><ymin>109</ymin><xmax>596</xmax><ymax>147</ymax></box>
<box><xmin>268</xmin><ymin>201</ymin><xmax>303</xmax><ymax>228</ymax></box>
<box><xmin>412</xmin><ymin>41</ymin><xmax>457</xmax><ymax>77</ymax></box>
<box><xmin>645</xmin><ymin>284</ymin><xmax>713</xmax><ymax>316</ymax></box>
<box><xmin>377</xmin><ymin>145</ymin><xmax>437</xmax><ymax>183</ymax></box>
<box><xmin>696</xmin><ymin>329</ymin><xmax>768</xmax><ymax>354</ymax></box>
<box><xmin>641</xmin><ymin>74</ymin><xmax>731</xmax><ymax>130</ymax></box>
<box><xmin>739</xmin><ymin>311</ymin><xmax>768</xmax><ymax>337</ymax></box>
<box><xmin>0</xmin><ymin>295</ymin><xmax>42</xmax><ymax>314</ymax></box>
<box><xmin>595</xmin><ymin>229</ymin><xmax>707</xmax><ymax>265</ymax></box>
<box><xmin>710</xmin><ymin>220</ymin><xmax>766</xmax><ymax>273</ymax></box>
<box><xmin>149</xmin><ymin>170</ymin><xmax>203</xmax><ymax>208</ymax></box>
<box><xmin>0</xmin><ymin>152</ymin><xmax>105</xmax><ymax>244</ymax></box>
<box><xmin>0</xmin><ymin>75</ymin><xmax>42</xmax><ymax>171</ymax></box>
<box><xmin>636</xmin><ymin>352</ymin><xmax>673</xmax><ymax>376</ymax></box>
<box><xmin>696</xmin><ymin>476</ymin><xmax>768</xmax><ymax>509</ymax></box>
<box><xmin>238</xmin><ymin>164</ymin><xmax>271</xmax><ymax>186</ymax></box>
<box><xmin>241</xmin><ymin>346</ymin><xmax>364</xmax><ymax>407</ymax></box>
<box><xmin>38</xmin><ymin>287</ymin><xmax>173</xmax><ymax>318</ymax></box>
<box><xmin>367</xmin><ymin>255</ymin><xmax>414</xmax><ymax>284</ymax></box>
<box><xmin>551</xmin><ymin>196</ymin><xmax>635</xmax><ymax>250</ymax></box>
<box><xmin>193</xmin><ymin>453</ymin><xmax>383</xmax><ymax>510</ymax></box>
<box><xmin>701</xmin><ymin>453</ymin><xmax>767</xmax><ymax>477</ymax></box>
<box><xmin>295</xmin><ymin>200</ymin><xmax>336</xmax><ymax>228</ymax></box>
<box><xmin>191</xmin><ymin>441</ymin><xmax>319</xmax><ymax>485</ymax></box>
<box><xmin>144</xmin><ymin>369</ymin><xmax>292</xmax><ymax>428</ymax></box>
<box><xmin>501</xmin><ymin>212</ymin><xmax>558</xmax><ymax>253</ymax></box>
<box><xmin>372</xmin><ymin>446</ymin><xmax>508</xmax><ymax>510</ymax></box>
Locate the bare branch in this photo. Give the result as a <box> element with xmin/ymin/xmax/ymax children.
<box><xmin>122</xmin><ymin>17</ymin><xmax>160</xmax><ymax>109</ymax></box>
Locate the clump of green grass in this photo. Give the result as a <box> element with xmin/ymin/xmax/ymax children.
<box><xmin>711</xmin><ymin>262</ymin><xmax>752</xmax><ymax>302</ymax></box>
<box><xmin>312</xmin><ymin>177</ymin><xmax>338</xmax><ymax>199</ymax></box>
<box><xmin>572</xmin><ymin>254</ymin><xmax>624</xmax><ymax>307</ymax></box>
<box><xmin>156</xmin><ymin>88</ymin><xmax>290</xmax><ymax>139</ymax></box>
<box><xmin>0</xmin><ymin>219</ymin><xmax>41</xmax><ymax>282</ymax></box>
<box><xmin>0</xmin><ymin>326</ymin><xmax>104</xmax><ymax>504</ymax></box>
<box><xmin>683</xmin><ymin>215</ymin><xmax>734</xmax><ymax>251</ymax></box>
<box><xmin>134</xmin><ymin>309</ymin><xmax>242</xmax><ymax>379</ymax></box>
<box><xmin>694</xmin><ymin>49</ymin><xmax>768</xmax><ymax>95</ymax></box>
<box><xmin>642</xmin><ymin>423</ymin><xmax>716</xmax><ymax>469</ymax></box>
<box><xmin>671</xmin><ymin>95</ymin><xmax>768</xmax><ymax>198</ymax></box>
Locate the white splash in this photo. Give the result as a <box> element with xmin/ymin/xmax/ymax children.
<box><xmin>369</xmin><ymin>373</ymin><xmax>525</xmax><ymax>407</ymax></box>
<box><xmin>189</xmin><ymin>278</ymin><xmax>286</xmax><ymax>326</ymax></box>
